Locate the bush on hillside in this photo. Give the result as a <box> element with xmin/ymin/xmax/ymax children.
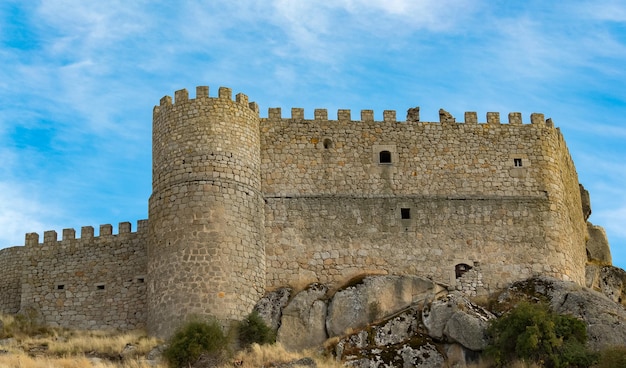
<box><xmin>163</xmin><ymin>318</ymin><xmax>229</xmax><ymax>368</ymax></box>
<box><xmin>238</xmin><ymin>311</ymin><xmax>276</xmax><ymax>348</ymax></box>
<box><xmin>486</xmin><ymin>301</ymin><xmax>597</xmax><ymax>368</ymax></box>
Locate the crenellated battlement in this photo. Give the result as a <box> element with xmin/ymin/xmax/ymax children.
<box><xmin>153</xmin><ymin>86</ymin><xmax>259</xmax><ymax>117</ymax></box>
<box><xmin>262</xmin><ymin>107</ymin><xmax>554</xmax><ymax>127</ymax></box>
<box><xmin>25</xmin><ymin>220</ymin><xmax>148</xmax><ymax>246</ymax></box>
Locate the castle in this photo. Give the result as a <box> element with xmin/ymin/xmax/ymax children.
<box><xmin>0</xmin><ymin>86</ymin><xmax>588</xmax><ymax>338</ymax></box>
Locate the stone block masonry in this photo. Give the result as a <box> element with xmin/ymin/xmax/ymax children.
<box><xmin>0</xmin><ymin>85</ymin><xmax>588</xmax><ymax>338</ymax></box>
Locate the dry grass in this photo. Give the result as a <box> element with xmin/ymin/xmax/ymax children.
<box><xmin>0</xmin><ymin>350</ymin><xmax>163</xmax><ymax>368</ymax></box>
<box><xmin>220</xmin><ymin>343</ymin><xmax>344</xmax><ymax>368</ymax></box>
<box><xmin>0</xmin><ymin>313</ymin><xmax>165</xmax><ymax>368</ymax></box>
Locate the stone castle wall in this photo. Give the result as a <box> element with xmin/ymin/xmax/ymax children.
<box><xmin>19</xmin><ymin>221</ymin><xmax>148</xmax><ymax>330</ymax></box>
<box><xmin>0</xmin><ymin>86</ymin><xmax>588</xmax><ymax>337</ymax></box>
<box><xmin>0</xmin><ymin>246</ymin><xmax>24</xmax><ymax>314</ymax></box>
<box><xmin>260</xmin><ymin>109</ymin><xmax>586</xmax><ymax>291</ymax></box>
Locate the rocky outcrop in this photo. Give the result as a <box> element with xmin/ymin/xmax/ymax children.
<box><xmin>334</xmin><ymin>308</ymin><xmax>446</xmax><ymax>368</ymax></box>
<box><xmin>276</xmin><ymin>283</ymin><xmax>328</xmax><ymax>351</ymax></box>
<box><xmin>256</xmin><ymin>274</ymin><xmax>626</xmax><ymax>366</ymax></box>
<box><xmin>326</xmin><ymin>276</ymin><xmax>445</xmax><ymax>337</ymax></box>
<box><xmin>586</xmin><ymin>264</ymin><xmax>626</xmax><ymax>308</ymax></box>
<box><xmin>422</xmin><ymin>293</ymin><xmax>494</xmax><ymax>351</ymax></box>
<box><xmin>586</xmin><ymin>222</ymin><xmax>612</xmax><ymax>264</ymax></box>
<box><xmin>496</xmin><ymin>276</ymin><xmax>626</xmax><ymax>351</ymax></box>
<box><xmin>254</xmin><ymin>287</ymin><xmax>291</xmax><ymax>331</ymax></box>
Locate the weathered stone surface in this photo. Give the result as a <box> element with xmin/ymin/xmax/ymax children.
<box><xmin>327</xmin><ymin>276</ymin><xmax>442</xmax><ymax>337</ymax></box>
<box><xmin>277</xmin><ymin>284</ymin><xmax>328</xmax><ymax>351</ymax></box>
<box><xmin>586</xmin><ymin>264</ymin><xmax>626</xmax><ymax>307</ymax></box>
<box><xmin>422</xmin><ymin>298</ymin><xmax>455</xmax><ymax>340</ymax></box>
<box><xmin>586</xmin><ymin>222</ymin><xmax>612</xmax><ymax>264</ymax></box>
<box><xmin>253</xmin><ymin>287</ymin><xmax>292</xmax><ymax>331</ymax></box>
<box><xmin>334</xmin><ymin>308</ymin><xmax>439</xmax><ymax>366</ymax></box>
<box><xmin>498</xmin><ymin>277</ymin><xmax>626</xmax><ymax>351</ymax></box>
<box><xmin>406</xmin><ymin>107</ymin><xmax>420</xmax><ymax>122</ymax></box>
<box><xmin>580</xmin><ymin>184</ymin><xmax>591</xmax><ymax>221</ymax></box>
<box><xmin>443</xmin><ymin>311</ymin><xmax>490</xmax><ymax>351</ymax></box>
<box><xmin>423</xmin><ymin>294</ymin><xmax>493</xmax><ymax>351</ymax></box>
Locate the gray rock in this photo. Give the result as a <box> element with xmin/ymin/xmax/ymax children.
<box><xmin>585</xmin><ymin>264</ymin><xmax>626</xmax><ymax>307</ymax></box>
<box><xmin>277</xmin><ymin>283</ymin><xmax>328</xmax><ymax>351</ymax></box>
<box><xmin>443</xmin><ymin>311</ymin><xmax>490</xmax><ymax>351</ymax></box>
<box><xmin>498</xmin><ymin>276</ymin><xmax>626</xmax><ymax>351</ymax></box>
<box><xmin>586</xmin><ymin>222</ymin><xmax>612</xmax><ymax>264</ymax></box>
<box><xmin>398</xmin><ymin>343</ymin><xmax>445</xmax><ymax>368</ymax></box>
<box><xmin>254</xmin><ymin>287</ymin><xmax>291</xmax><ymax>331</ymax></box>
<box><xmin>374</xmin><ymin>312</ymin><xmax>419</xmax><ymax>346</ymax></box>
<box><xmin>423</xmin><ymin>294</ymin><xmax>493</xmax><ymax>351</ymax></box>
<box><xmin>327</xmin><ymin>275</ymin><xmax>442</xmax><ymax>337</ymax></box>
<box><xmin>422</xmin><ymin>298</ymin><xmax>455</xmax><ymax>340</ymax></box>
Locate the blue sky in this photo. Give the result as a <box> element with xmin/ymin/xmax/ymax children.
<box><xmin>1</xmin><ymin>1</ymin><xmax>625</xmax><ymax>269</ymax></box>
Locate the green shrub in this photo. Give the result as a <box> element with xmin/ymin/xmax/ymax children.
<box><xmin>163</xmin><ymin>318</ymin><xmax>229</xmax><ymax>368</ymax></box>
<box><xmin>486</xmin><ymin>301</ymin><xmax>596</xmax><ymax>368</ymax></box>
<box><xmin>597</xmin><ymin>346</ymin><xmax>626</xmax><ymax>368</ymax></box>
<box><xmin>237</xmin><ymin>311</ymin><xmax>276</xmax><ymax>348</ymax></box>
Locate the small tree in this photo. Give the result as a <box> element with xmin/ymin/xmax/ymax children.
<box><xmin>163</xmin><ymin>318</ymin><xmax>229</xmax><ymax>368</ymax></box>
<box><xmin>486</xmin><ymin>301</ymin><xmax>596</xmax><ymax>368</ymax></box>
<box><xmin>238</xmin><ymin>311</ymin><xmax>276</xmax><ymax>348</ymax></box>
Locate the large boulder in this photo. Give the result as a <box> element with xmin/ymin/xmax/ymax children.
<box><xmin>326</xmin><ymin>275</ymin><xmax>444</xmax><ymax>337</ymax></box>
<box><xmin>253</xmin><ymin>287</ymin><xmax>291</xmax><ymax>331</ymax></box>
<box><xmin>276</xmin><ymin>284</ymin><xmax>328</xmax><ymax>351</ymax></box>
<box><xmin>586</xmin><ymin>264</ymin><xmax>626</xmax><ymax>307</ymax></box>
<box><xmin>422</xmin><ymin>294</ymin><xmax>494</xmax><ymax>351</ymax></box>
<box><xmin>333</xmin><ymin>308</ymin><xmax>446</xmax><ymax>368</ymax></box>
<box><xmin>586</xmin><ymin>222</ymin><xmax>612</xmax><ymax>264</ymax></box>
<box><xmin>496</xmin><ymin>276</ymin><xmax>626</xmax><ymax>351</ymax></box>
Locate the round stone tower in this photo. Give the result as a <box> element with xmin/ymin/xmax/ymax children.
<box><xmin>148</xmin><ymin>86</ymin><xmax>265</xmax><ymax>337</ymax></box>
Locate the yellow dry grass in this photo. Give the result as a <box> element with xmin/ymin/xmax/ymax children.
<box><xmin>0</xmin><ymin>350</ymin><xmax>163</xmax><ymax>368</ymax></box>
<box><xmin>0</xmin><ymin>314</ymin><xmax>165</xmax><ymax>368</ymax></box>
<box><xmin>220</xmin><ymin>343</ymin><xmax>344</xmax><ymax>368</ymax></box>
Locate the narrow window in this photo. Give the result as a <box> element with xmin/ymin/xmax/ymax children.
<box><xmin>323</xmin><ymin>138</ymin><xmax>333</xmax><ymax>149</ymax></box>
<box><xmin>136</xmin><ymin>277</ymin><xmax>145</xmax><ymax>283</ymax></box>
<box><xmin>401</xmin><ymin>208</ymin><xmax>411</xmax><ymax>219</ymax></box>
<box><xmin>96</xmin><ymin>284</ymin><xmax>106</xmax><ymax>290</ymax></box>
<box><xmin>514</xmin><ymin>158</ymin><xmax>523</xmax><ymax>167</ymax></box>
<box><xmin>379</xmin><ymin>150</ymin><xmax>392</xmax><ymax>164</ymax></box>
<box><xmin>57</xmin><ymin>284</ymin><xmax>65</xmax><ymax>290</ymax></box>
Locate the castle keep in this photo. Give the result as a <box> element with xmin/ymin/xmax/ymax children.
<box><xmin>0</xmin><ymin>86</ymin><xmax>588</xmax><ymax>338</ymax></box>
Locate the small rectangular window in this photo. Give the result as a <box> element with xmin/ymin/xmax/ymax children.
<box><xmin>401</xmin><ymin>208</ymin><xmax>411</xmax><ymax>219</ymax></box>
<box><xmin>514</xmin><ymin>158</ymin><xmax>523</xmax><ymax>167</ymax></box>
<box><xmin>57</xmin><ymin>284</ymin><xmax>65</xmax><ymax>290</ymax></box>
<box><xmin>96</xmin><ymin>284</ymin><xmax>106</xmax><ymax>290</ymax></box>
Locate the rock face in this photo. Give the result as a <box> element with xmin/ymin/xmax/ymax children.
<box><xmin>334</xmin><ymin>308</ymin><xmax>446</xmax><ymax>368</ymax></box>
<box><xmin>422</xmin><ymin>294</ymin><xmax>494</xmax><ymax>351</ymax></box>
<box><xmin>254</xmin><ymin>287</ymin><xmax>291</xmax><ymax>331</ymax></box>
<box><xmin>276</xmin><ymin>284</ymin><xmax>328</xmax><ymax>351</ymax></box>
<box><xmin>586</xmin><ymin>264</ymin><xmax>626</xmax><ymax>308</ymax></box>
<box><xmin>586</xmin><ymin>222</ymin><xmax>612</xmax><ymax>264</ymax></box>
<box><xmin>497</xmin><ymin>276</ymin><xmax>626</xmax><ymax>351</ymax></box>
<box><xmin>326</xmin><ymin>276</ymin><xmax>444</xmax><ymax>337</ymax></box>
<box><xmin>257</xmin><ymin>274</ymin><xmax>626</xmax><ymax>366</ymax></box>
